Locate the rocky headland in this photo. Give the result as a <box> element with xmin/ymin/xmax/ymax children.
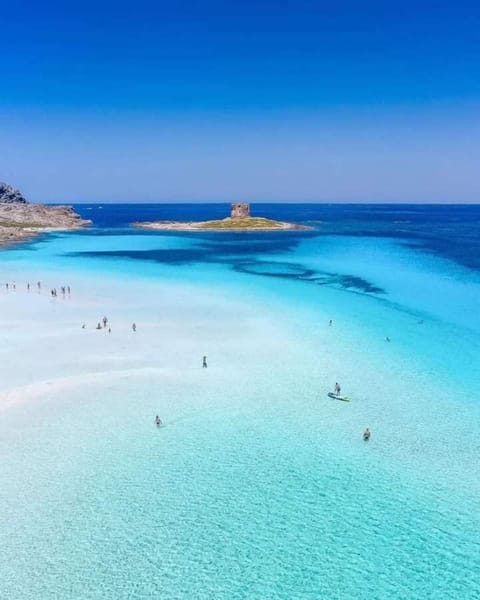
<box><xmin>0</xmin><ymin>182</ymin><xmax>90</xmax><ymax>247</ymax></box>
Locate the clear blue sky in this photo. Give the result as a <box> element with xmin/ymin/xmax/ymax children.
<box><xmin>1</xmin><ymin>0</ymin><xmax>479</xmax><ymax>203</ymax></box>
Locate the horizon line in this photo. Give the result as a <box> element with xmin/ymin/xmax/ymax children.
<box><xmin>41</xmin><ymin>200</ymin><xmax>480</xmax><ymax>206</ymax></box>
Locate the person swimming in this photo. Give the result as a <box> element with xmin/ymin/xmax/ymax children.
<box><xmin>154</xmin><ymin>415</ymin><xmax>162</xmax><ymax>427</ymax></box>
<box><xmin>363</xmin><ymin>428</ymin><xmax>371</xmax><ymax>441</ymax></box>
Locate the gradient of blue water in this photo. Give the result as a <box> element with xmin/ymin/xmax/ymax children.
<box><xmin>74</xmin><ymin>203</ymin><xmax>480</xmax><ymax>271</ymax></box>
<box><xmin>1</xmin><ymin>204</ymin><xmax>479</xmax><ymax>599</ymax></box>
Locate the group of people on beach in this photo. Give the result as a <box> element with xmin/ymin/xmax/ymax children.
<box><xmin>86</xmin><ymin>316</ymin><xmax>137</xmax><ymax>334</ymax></box>
<box><xmin>50</xmin><ymin>285</ymin><xmax>71</xmax><ymax>297</ymax></box>
<box><xmin>94</xmin><ymin>316</ymin><xmax>111</xmax><ymax>332</ymax></box>
<box><xmin>3</xmin><ymin>280</ymin><xmax>71</xmax><ymax>297</ymax></box>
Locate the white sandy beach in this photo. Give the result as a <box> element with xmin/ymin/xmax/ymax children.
<box><xmin>0</xmin><ymin>269</ymin><xmax>302</xmax><ymax>412</ymax></box>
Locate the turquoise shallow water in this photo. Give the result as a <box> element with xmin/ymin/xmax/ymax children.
<box><xmin>1</xmin><ymin>205</ymin><xmax>480</xmax><ymax>599</ymax></box>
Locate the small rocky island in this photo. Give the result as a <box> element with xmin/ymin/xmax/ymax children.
<box><xmin>0</xmin><ymin>182</ymin><xmax>90</xmax><ymax>247</ymax></box>
<box><xmin>135</xmin><ymin>203</ymin><xmax>309</xmax><ymax>231</ymax></box>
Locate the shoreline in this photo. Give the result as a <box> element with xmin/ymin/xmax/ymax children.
<box><xmin>0</xmin><ymin>223</ymin><xmax>90</xmax><ymax>249</ymax></box>
<box><xmin>134</xmin><ymin>216</ymin><xmax>311</xmax><ymax>232</ymax></box>
<box><xmin>0</xmin><ymin>203</ymin><xmax>91</xmax><ymax>248</ymax></box>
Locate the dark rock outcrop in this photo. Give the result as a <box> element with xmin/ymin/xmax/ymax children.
<box><xmin>0</xmin><ymin>182</ymin><xmax>28</xmax><ymax>204</ymax></box>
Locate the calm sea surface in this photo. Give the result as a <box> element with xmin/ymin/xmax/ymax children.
<box><xmin>0</xmin><ymin>203</ymin><xmax>479</xmax><ymax>599</ymax></box>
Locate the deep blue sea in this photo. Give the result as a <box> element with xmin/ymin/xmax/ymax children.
<box><xmin>75</xmin><ymin>202</ymin><xmax>480</xmax><ymax>270</ymax></box>
<box><xmin>0</xmin><ymin>204</ymin><xmax>479</xmax><ymax>599</ymax></box>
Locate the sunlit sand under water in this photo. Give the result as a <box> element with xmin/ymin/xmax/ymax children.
<box><xmin>0</xmin><ymin>205</ymin><xmax>479</xmax><ymax>599</ymax></box>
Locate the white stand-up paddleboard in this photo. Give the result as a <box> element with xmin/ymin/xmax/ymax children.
<box><xmin>328</xmin><ymin>392</ymin><xmax>350</xmax><ymax>402</ymax></box>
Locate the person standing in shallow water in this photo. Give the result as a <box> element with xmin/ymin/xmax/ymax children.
<box><xmin>363</xmin><ymin>428</ymin><xmax>371</xmax><ymax>441</ymax></box>
<box><xmin>154</xmin><ymin>415</ymin><xmax>162</xmax><ymax>427</ymax></box>
<box><xmin>202</xmin><ymin>356</ymin><xmax>208</xmax><ymax>368</ymax></box>
<box><xmin>102</xmin><ymin>316</ymin><xmax>108</xmax><ymax>328</ymax></box>
<box><xmin>132</xmin><ymin>322</ymin><xmax>136</xmax><ymax>332</ymax></box>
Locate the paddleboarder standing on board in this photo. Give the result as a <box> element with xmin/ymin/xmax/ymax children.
<box><xmin>334</xmin><ymin>382</ymin><xmax>341</xmax><ymax>395</ymax></box>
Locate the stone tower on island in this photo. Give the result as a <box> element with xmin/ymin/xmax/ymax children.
<box><xmin>230</xmin><ymin>203</ymin><xmax>250</xmax><ymax>219</ymax></box>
